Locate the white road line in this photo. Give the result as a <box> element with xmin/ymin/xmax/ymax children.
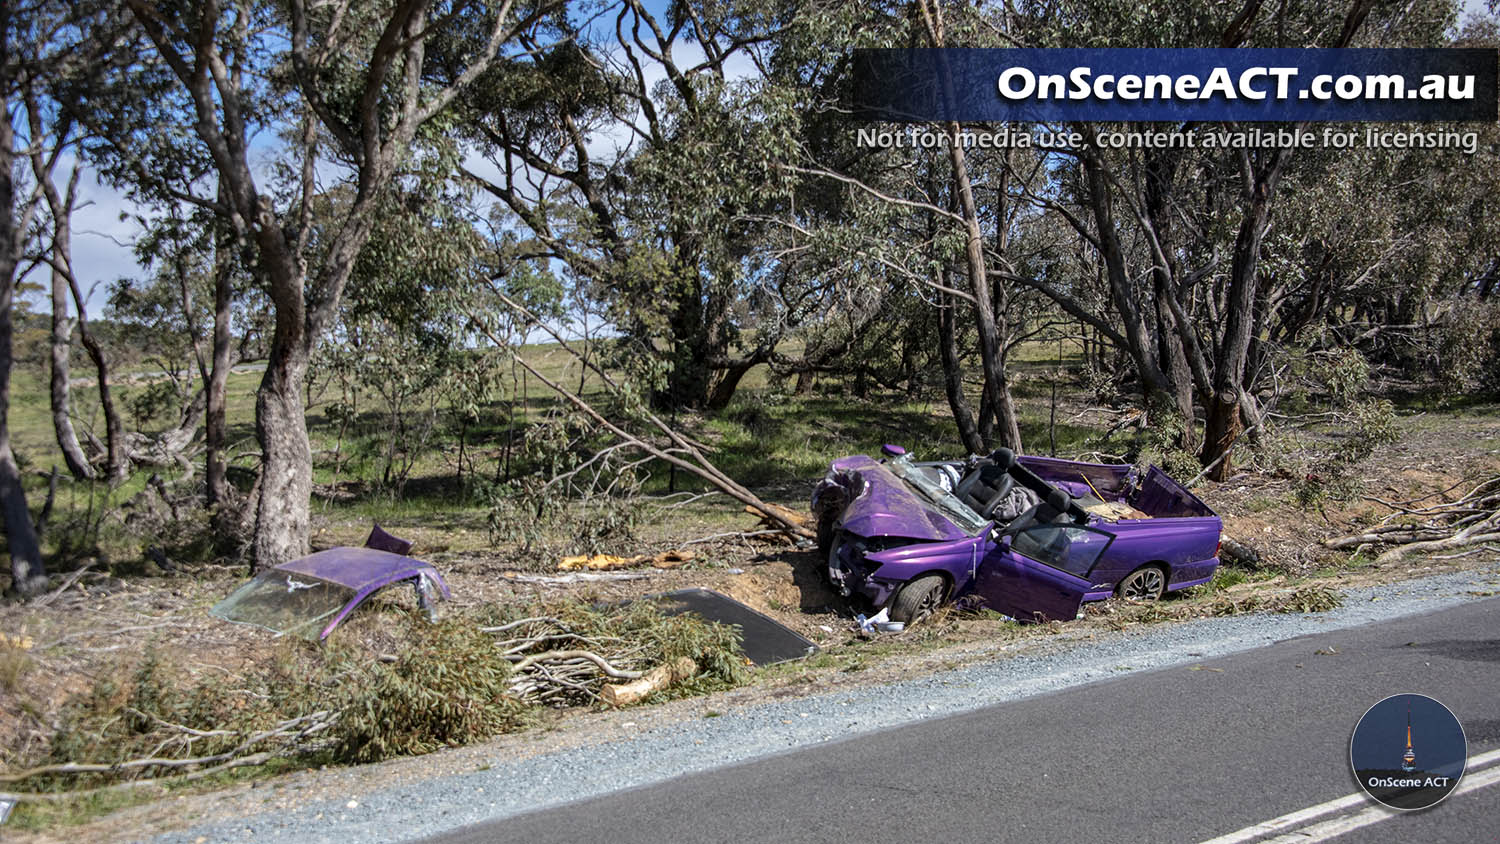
<box><xmin>1199</xmin><ymin>747</ymin><xmax>1500</xmax><ymax>844</ymax></box>
<box><xmin>1261</xmin><ymin>763</ymin><xmax>1500</xmax><ymax>843</ymax></box>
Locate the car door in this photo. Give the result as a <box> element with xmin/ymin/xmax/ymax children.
<box><xmin>971</xmin><ymin>523</ymin><xmax>1113</xmax><ymax>622</ymax></box>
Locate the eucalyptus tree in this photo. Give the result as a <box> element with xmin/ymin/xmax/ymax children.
<box><xmin>0</xmin><ymin>1</ymin><xmax>49</xmax><ymax>595</ymax></box>
<box><xmin>990</xmin><ymin>0</ymin><xmax>1469</xmax><ymax>477</ymax></box>
<box><xmin>456</xmin><ymin>0</ymin><xmax>805</xmax><ymax>411</ymax></box>
<box><xmin>2</xmin><ymin>0</ymin><xmax>125</xmax><ymax>594</ymax></box>
<box><xmin>98</xmin><ymin>0</ymin><xmax>562</xmax><ymax>566</ymax></box>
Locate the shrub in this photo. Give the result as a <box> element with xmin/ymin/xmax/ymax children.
<box><xmin>324</xmin><ymin>617</ymin><xmax>530</xmax><ymax>763</ymax></box>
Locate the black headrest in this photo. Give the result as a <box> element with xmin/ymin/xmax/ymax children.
<box><xmin>1046</xmin><ymin>488</ymin><xmax>1070</xmax><ymax>512</ymax></box>
<box><xmin>993</xmin><ymin>447</ymin><xmax>1017</xmax><ymax>470</ymax></box>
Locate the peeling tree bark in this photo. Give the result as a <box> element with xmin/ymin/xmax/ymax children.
<box><xmin>46</xmin><ymin>217</ymin><xmax>94</xmax><ymax>481</ymax></box>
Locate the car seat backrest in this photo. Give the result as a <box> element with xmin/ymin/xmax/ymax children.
<box><xmin>956</xmin><ymin>463</ymin><xmax>1008</xmax><ymax>513</ymax></box>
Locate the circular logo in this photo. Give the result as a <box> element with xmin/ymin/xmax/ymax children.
<box><xmin>1350</xmin><ymin>693</ymin><xmax>1467</xmax><ymax>810</ymax></box>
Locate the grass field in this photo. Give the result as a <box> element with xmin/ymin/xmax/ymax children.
<box><xmin>3</xmin><ymin>338</ymin><xmax>1104</xmax><ymax>565</ymax></box>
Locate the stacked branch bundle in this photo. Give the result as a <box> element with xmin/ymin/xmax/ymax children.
<box><xmin>482</xmin><ymin>615</ymin><xmax>699</xmax><ymax>707</ymax></box>
<box><xmin>1325</xmin><ymin>476</ymin><xmax>1500</xmax><ymax>562</ymax></box>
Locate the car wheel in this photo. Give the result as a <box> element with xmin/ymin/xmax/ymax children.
<box><xmin>1117</xmin><ymin>565</ymin><xmax>1166</xmax><ymax>601</ymax></box>
<box><xmin>890</xmin><ymin>575</ymin><xmax>947</xmax><ymax>625</ymax></box>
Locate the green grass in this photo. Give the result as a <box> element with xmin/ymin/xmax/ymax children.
<box><xmin>6</xmin><ymin>337</ymin><xmax>1115</xmax><ymax>570</ymax></box>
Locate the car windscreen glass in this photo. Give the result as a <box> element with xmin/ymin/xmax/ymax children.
<box><xmin>1011</xmin><ymin>524</ymin><xmax>1112</xmax><ymax>576</ymax></box>
<box><xmin>886</xmin><ymin>455</ymin><xmax>989</xmax><ymax>534</ymax></box>
<box><xmin>210</xmin><ymin>573</ymin><xmax>355</xmax><ymax>639</ymax></box>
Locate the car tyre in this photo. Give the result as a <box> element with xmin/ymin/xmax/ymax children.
<box><xmin>890</xmin><ymin>575</ymin><xmax>947</xmax><ymax>625</ymax></box>
<box><xmin>1116</xmin><ymin>565</ymin><xmax>1166</xmax><ymax>601</ymax></box>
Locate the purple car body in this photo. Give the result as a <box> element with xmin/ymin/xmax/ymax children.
<box><xmin>212</xmin><ymin>546</ymin><xmax>451</xmax><ymax>640</ymax></box>
<box><xmin>811</xmin><ymin>446</ymin><xmax>1222</xmax><ymax>623</ymax></box>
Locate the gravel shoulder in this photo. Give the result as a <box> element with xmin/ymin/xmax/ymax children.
<box><xmin>68</xmin><ymin>560</ymin><xmax>1496</xmax><ymax>844</ymax></box>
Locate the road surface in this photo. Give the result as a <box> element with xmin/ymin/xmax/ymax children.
<box><xmin>431</xmin><ymin>596</ymin><xmax>1500</xmax><ymax>844</ymax></box>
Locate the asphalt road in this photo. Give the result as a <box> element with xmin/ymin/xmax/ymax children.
<box><xmin>430</xmin><ymin>596</ymin><xmax>1500</xmax><ymax>844</ymax></box>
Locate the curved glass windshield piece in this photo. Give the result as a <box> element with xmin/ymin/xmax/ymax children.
<box><xmin>886</xmin><ymin>454</ymin><xmax>990</xmax><ymax>535</ymax></box>
<box><xmin>211</xmin><ymin>574</ymin><xmax>355</xmax><ymax>640</ymax></box>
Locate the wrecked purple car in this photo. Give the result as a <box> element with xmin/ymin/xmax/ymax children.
<box><xmin>211</xmin><ymin>533</ymin><xmax>450</xmax><ymax>640</ymax></box>
<box><xmin>811</xmin><ymin>446</ymin><xmax>1222</xmax><ymax>624</ymax></box>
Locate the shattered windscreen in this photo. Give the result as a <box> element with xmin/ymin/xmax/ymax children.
<box><xmin>886</xmin><ymin>455</ymin><xmax>990</xmax><ymax>534</ymax></box>
<box><xmin>210</xmin><ymin>573</ymin><xmax>355</xmax><ymax>640</ymax></box>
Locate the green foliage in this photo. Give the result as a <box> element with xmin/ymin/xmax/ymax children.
<box><xmin>22</xmin><ymin>602</ymin><xmax>747</xmax><ymax>794</ymax></box>
<box><xmin>1336</xmin><ymin>400</ymin><xmax>1401</xmax><ymax>463</ymax></box>
<box><xmin>325</xmin><ymin>619</ymin><xmax>530</xmax><ymax>763</ymax></box>
<box><xmin>1435</xmin><ymin>300</ymin><xmax>1500</xmax><ymax>397</ymax></box>
<box><xmin>1310</xmin><ymin>348</ymin><xmax>1372</xmax><ymax>408</ymax></box>
<box><xmin>1276</xmin><ymin>586</ymin><xmax>1344</xmax><ymax>614</ymax></box>
<box><xmin>1137</xmin><ymin>408</ymin><xmax>1200</xmax><ymax>480</ymax></box>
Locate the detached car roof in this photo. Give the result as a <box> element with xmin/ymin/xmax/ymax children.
<box><xmin>275</xmin><ymin>546</ymin><xmax>441</xmax><ymax>591</ymax></box>
<box><xmin>212</xmin><ymin>545</ymin><xmax>451</xmax><ymax>640</ymax></box>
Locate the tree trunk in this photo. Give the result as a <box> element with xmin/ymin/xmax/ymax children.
<box><xmin>0</xmin><ymin>87</ymin><xmax>46</xmax><ymax>596</ymax></box>
<box><xmin>705</xmin><ymin>352</ymin><xmax>765</xmax><ymax>411</ymax></box>
<box><xmin>1079</xmin><ymin>144</ymin><xmax>1176</xmax><ymax>418</ymax></box>
<box><xmin>938</xmin><ymin>286</ymin><xmax>985</xmax><ymax>454</ymax></box>
<box><xmin>48</xmin><ymin>235</ymin><xmax>94</xmax><ymax>481</ymax></box>
<box><xmin>252</xmin><ymin>339</ymin><xmax>312</xmax><ymax>568</ymax></box>
<box><xmin>990</xmin><ymin>346</ymin><xmax>1023</xmax><ymax>450</ymax></box>
<box><xmin>945</xmin><ymin>140</ymin><xmax>1020</xmax><ymax>452</ymax></box>
<box><xmin>1200</xmin><ymin>153</ymin><xmax>1285</xmax><ymax>481</ymax></box>
<box><xmin>919</xmin><ymin>0</ymin><xmax>1019</xmax><ymax>453</ymax></box>
<box><xmin>1143</xmin><ymin>149</ymin><xmax>1201</xmax><ymax>450</ymax></box>
<box><xmin>205</xmin><ymin>213</ymin><xmax>234</xmax><ymax>517</ymax></box>
<box><xmin>72</xmin><ymin>302</ymin><xmax>127</xmax><ymax>484</ymax></box>
<box><xmin>1197</xmin><ymin>0</ymin><xmax>1374</xmax><ymax>479</ymax></box>
<box><xmin>1</xmin><ymin>284</ymin><xmax>45</xmax><ymax>596</ymax></box>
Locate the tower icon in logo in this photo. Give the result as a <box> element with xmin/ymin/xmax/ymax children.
<box><xmin>1352</xmin><ymin>693</ymin><xmax>1466</xmax><ymax>810</ymax></box>
<box><xmin>1401</xmin><ymin>703</ymin><xmax>1417</xmax><ymax>773</ymax></box>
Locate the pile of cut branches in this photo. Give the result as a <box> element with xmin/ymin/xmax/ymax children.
<box><xmin>482</xmin><ymin>602</ymin><xmax>748</xmax><ymax>708</ymax></box>
<box><xmin>1325</xmin><ymin>476</ymin><xmax>1500</xmax><ymax>563</ymax></box>
<box><xmin>2</xmin><ymin>603</ymin><xmax>747</xmax><ymax>808</ymax></box>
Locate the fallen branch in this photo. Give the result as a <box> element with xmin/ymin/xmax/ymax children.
<box><xmin>500</xmin><ymin>571</ymin><xmax>652</xmax><ymax>585</ymax></box>
<box><xmin>682</xmin><ymin>529</ymin><xmax>786</xmax><ymax>546</ymax></box>
<box><xmin>1375</xmin><ymin>532</ymin><xmax>1500</xmax><ymax>564</ymax></box>
<box><xmin>32</xmin><ymin>562</ymin><xmax>97</xmax><ymax>608</ymax></box>
<box><xmin>1431</xmin><ymin>545</ymin><xmax>1500</xmax><ymax>560</ymax></box>
<box><xmin>1324</xmin><ymin>529</ymin><xmax>1450</xmax><ymax>550</ymax></box>
<box><xmin>600</xmin><ymin>657</ymin><xmax>698</xmax><ymax>707</ymax></box>
<box><xmin>507</xmin><ymin>649</ymin><xmax>644</xmax><ymax>680</ymax></box>
<box><xmin>0</xmin><ymin>710</ymin><xmax>338</xmax><ymax>784</ymax></box>
<box><xmin>473</xmin><ymin>291</ymin><xmax>814</xmax><ymax>541</ymax></box>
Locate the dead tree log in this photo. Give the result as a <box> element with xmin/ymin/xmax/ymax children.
<box><xmin>600</xmin><ymin>657</ymin><xmax>699</xmax><ymax>707</ymax></box>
